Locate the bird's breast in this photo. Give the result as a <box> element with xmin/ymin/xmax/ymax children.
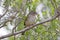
<box><xmin>25</xmin><ymin>15</ymin><xmax>37</xmax><ymax>26</ymax></box>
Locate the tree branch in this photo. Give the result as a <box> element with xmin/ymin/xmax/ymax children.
<box><xmin>0</xmin><ymin>13</ymin><xmax>60</xmax><ymax>39</ymax></box>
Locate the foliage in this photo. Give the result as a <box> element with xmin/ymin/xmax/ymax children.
<box><xmin>1</xmin><ymin>0</ymin><xmax>60</xmax><ymax>40</ymax></box>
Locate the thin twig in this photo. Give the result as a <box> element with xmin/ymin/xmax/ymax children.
<box><xmin>0</xmin><ymin>9</ymin><xmax>8</xmax><ymax>19</ymax></box>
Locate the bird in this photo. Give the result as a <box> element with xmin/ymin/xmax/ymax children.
<box><xmin>22</xmin><ymin>11</ymin><xmax>37</xmax><ymax>35</ymax></box>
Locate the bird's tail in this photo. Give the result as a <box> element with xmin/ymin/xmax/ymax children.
<box><xmin>22</xmin><ymin>31</ymin><xmax>25</xmax><ymax>35</ymax></box>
